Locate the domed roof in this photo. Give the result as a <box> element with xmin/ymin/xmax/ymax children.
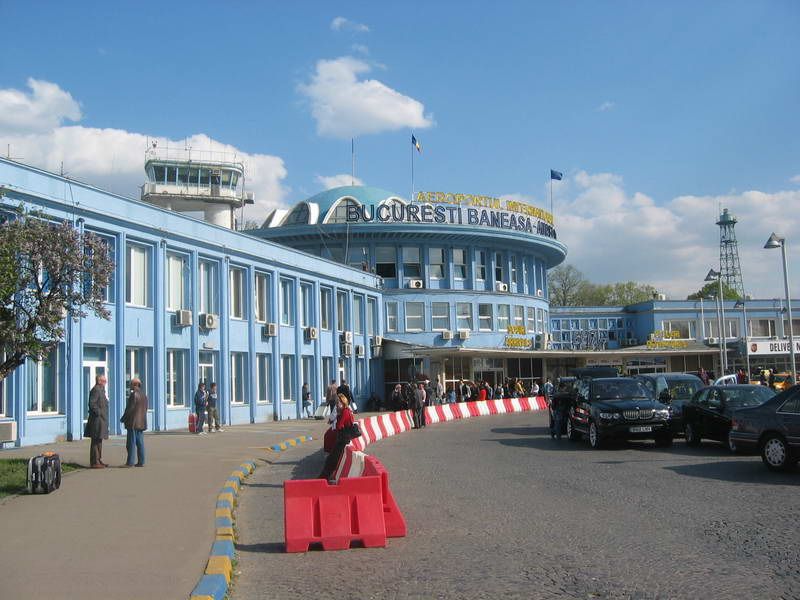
<box><xmin>263</xmin><ymin>185</ymin><xmax>405</xmax><ymax>227</ymax></box>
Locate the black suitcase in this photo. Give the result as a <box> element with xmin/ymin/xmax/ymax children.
<box><xmin>27</xmin><ymin>452</ymin><xmax>62</xmax><ymax>494</ymax></box>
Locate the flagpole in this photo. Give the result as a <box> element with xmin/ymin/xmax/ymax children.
<box><xmin>351</xmin><ymin>138</ymin><xmax>355</xmax><ymax>186</ymax></box>
<box><xmin>550</xmin><ymin>176</ymin><xmax>553</xmax><ymax>222</ymax></box>
<box><xmin>411</xmin><ymin>133</ymin><xmax>415</xmax><ymax>203</ymax></box>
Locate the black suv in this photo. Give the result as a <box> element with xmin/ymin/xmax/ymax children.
<box><xmin>634</xmin><ymin>373</ymin><xmax>704</xmax><ymax>433</ymax></box>
<box><xmin>566</xmin><ymin>377</ymin><xmax>673</xmax><ymax>448</ymax></box>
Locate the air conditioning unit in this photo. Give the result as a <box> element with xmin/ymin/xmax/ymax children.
<box><xmin>371</xmin><ymin>346</ymin><xmax>383</xmax><ymax>358</ymax></box>
<box><xmin>305</xmin><ymin>326</ymin><xmax>318</xmax><ymax>341</ymax></box>
<box><xmin>536</xmin><ymin>289</ymin><xmax>544</xmax><ymax>297</ymax></box>
<box><xmin>534</xmin><ymin>334</ymin><xmax>544</xmax><ymax>349</ymax></box>
<box><xmin>199</xmin><ymin>313</ymin><xmax>218</xmax><ymax>330</ymax></box>
<box><xmin>458</xmin><ymin>330</ymin><xmax>470</xmax><ymax>340</ymax></box>
<box><xmin>340</xmin><ymin>331</ymin><xmax>353</xmax><ymax>344</ymax></box>
<box><xmin>408</xmin><ymin>279</ymin><xmax>424</xmax><ymax>289</ymax></box>
<box><xmin>0</xmin><ymin>421</ymin><xmax>17</xmax><ymax>443</ymax></box>
<box><xmin>174</xmin><ymin>310</ymin><xmax>192</xmax><ymax>327</ymax></box>
<box><xmin>371</xmin><ymin>336</ymin><xmax>383</xmax><ymax>347</ymax></box>
<box><xmin>342</xmin><ymin>343</ymin><xmax>353</xmax><ymax>356</ymax></box>
<box><xmin>708</xmin><ymin>337</ymin><xmax>718</xmax><ymax>345</ymax></box>
<box><xmin>495</xmin><ymin>282</ymin><xmax>509</xmax><ymax>292</ymax></box>
<box><xmin>441</xmin><ymin>330</ymin><xmax>453</xmax><ymax>340</ymax></box>
<box><xmin>355</xmin><ymin>344</ymin><xmax>365</xmax><ymax>357</ymax></box>
<box><xmin>262</xmin><ymin>322</ymin><xmax>277</xmax><ymax>338</ymax></box>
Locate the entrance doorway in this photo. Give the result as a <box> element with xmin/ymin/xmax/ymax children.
<box><xmin>82</xmin><ymin>346</ymin><xmax>108</xmax><ymax>430</ymax></box>
<box><xmin>474</xmin><ymin>369</ymin><xmax>504</xmax><ymax>387</ymax></box>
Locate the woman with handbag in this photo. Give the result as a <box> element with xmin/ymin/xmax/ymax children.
<box><xmin>318</xmin><ymin>394</ymin><xmax>359</xmax><ymax>481</ymax></box>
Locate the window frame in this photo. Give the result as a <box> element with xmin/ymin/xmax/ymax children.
<box><xmin>125</xmin><ymin>242</ymin><xmax>150</xmax><ymax>308</ymax></box>
<box><xmin>431</xmin><ymin>302</ymin><xmax>451</xmax><ymax>331</ymax></box>
<box><xmin>405</xmin><ymin>301</ymin><xmax>425</xmax><ymax>331</ymax></box>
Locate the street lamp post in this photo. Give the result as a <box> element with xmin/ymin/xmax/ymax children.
<box><xmin>764</xmin><ymin>233</ymin><xmax>797</xmax><ymax>383</ymax></box>
<box><xmin>735</xmin><ymin>299</ymin><xmax>750</xmax><ymax>379</ymax></box>
<box><xmin>705</xmin><ymin>269</ymin><xmax>726</xmax><ymax>374</ymax></box>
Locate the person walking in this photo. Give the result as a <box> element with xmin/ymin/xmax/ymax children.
<box><xmin>206</xmin><ymin>382</ymin><xmax>222</xmax><ymax>432</ymax></box>
<box><xmin>121</xmin><ymin>378</ymin><xmax>147</xmax><ymax>467</ymax></box>
<box><xmin>193</xmin><ymin>383</ymin><xmax>208</xmax><ymax>435</ymax></box>
<box><xmin>302</xmin><ymin>382</ymin><xmax>313</xmax><ymax>418</ymax></box>
<box><xmin>544</xmin><ymin>378</ymin><xmax>554</xmax><ymax>402</ymax></box>
<box><xmin>85</xmin><ymin>374</ymin><xmax>109</xmax><ymax>468</ymax></box>
<box><xmin>414</xmin><ymin>383</ymin><xmax>427</xmax><ymax>428</ymax></box>
<box><xmin>326</xmin><ymin>379</ymin><xmax>338</xmax><ymax>410</ymax></box>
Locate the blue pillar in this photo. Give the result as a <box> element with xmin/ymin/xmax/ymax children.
<box><xmin>153</xmin><ymin>240</ymin><xmax>166</xmax><ymax>431</ymax></box>
<box><xmin>114</xmin><ymin>232</ymin><xmax>127</xmax><ymax>435</ymax></box>
<box><xmin>247</xmin><ymin>265</ymin><xmax>257</xmax><ymax>423</ymax></box>
<box><xmin>189</xmin><ymin>250</ymin><xmax>199</xmax><ymax>417</ymax></box>
<box><xmin>312</xmin><ymin>280</ymin><xmax>322</xmax><ymax>409</ymax></box>
<box><xmin>270</xmin><ymin>271</ymin><xmax>280</xmax><ymax>420</ymax></box>
<box><xmin>220</xmin><ymin>257</ymin><xmax>230</xmax><ymax>425</ymax></box>
<box><xmin>292</xmin><ymin>276</ymin><xmax>301</xmax><ymax>419</ymax></box>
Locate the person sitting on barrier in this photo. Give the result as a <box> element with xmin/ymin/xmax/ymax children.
<box><xmin>318</xmin><ymin>394</ymin><xmax>355</xmax><ymax>481</ymax></box>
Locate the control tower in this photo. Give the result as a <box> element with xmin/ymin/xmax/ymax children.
<box><xmin>141</xmin><ymin>143</ymin><xmax>254</xmax><ymax>229</ymax></box>
<box><xmin>716</xmin><ymin>208</ymin><xmax>745</xmax><ymax>298</ymax></box>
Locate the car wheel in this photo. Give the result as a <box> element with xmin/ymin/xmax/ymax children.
<box><xmin>655</xmin><ymin>433</ymin><xmax>673</xmax><ymax>448</ymax></box>
<box><xmin>684</xmin><ymin>422</ymin><xmax>701</xmax><ymax>446</ymax></box>
<box><xmin>727</xmin><ymin>431</ymin><xmax>737</xmax><ymax>454</ymax></box>
<box><xmin>566</xmin><ymin>418</ymin><xmax>580</xmax><ymax>442</ymax></box>
<box><xmin>588</xmin><ymin>422</ymin><xmax>602</xmax><ymax>449</ymax></box>
<box><xmin>762</xmin><ymin>434</ymin><xmax>790</xmax><ymax>471</ymax></box>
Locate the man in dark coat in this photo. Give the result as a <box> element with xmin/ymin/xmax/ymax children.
<box><xmin>85</xmin><ymin>374</ymin><xmax>109</xmax><ymax>468</ymax></box>
<box><xmin>121</xmin><ymin>378</ymin><xmax>148</xmax><ymax>467</ymax></box>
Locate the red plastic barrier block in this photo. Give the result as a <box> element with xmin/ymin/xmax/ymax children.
<box><xmin>388</xmin><ymin>412</ymin><xmax>402</xmax><ymax>433</ymax></box>
<box><xmin>518</xmin><ymin>397</ymin><xmax>531</xmax><ymax>411</ymax></box>
<box><xmin>398</xmin><ymin>410</ymin><xmax>413</xmax><ymax>431</ymax></box>
<box><xmin>362</xmin><ymin>456</ymin><xmax>407</xmax><ymax>538</ymax></box>
<box><xmin>435</xmin><ymin>405</ymin><xmax>446</xmax><ymax>422</ymax></box>
<box><xmin>467</xmin><ymin>401</ymin><xmax>480</xmax><ymax>417</ymax></box>
<box><xmin>375</xmin><ymin>415</ymin><xmax>390</xmax><ymax>439</ymax></box>
<box><xmin>284</xmin><ymin>477</ymin><xmax>386</xmax><ymax>552</ymax></box>
<box><xmin>502</xmin><ymin>398</ymin><xmax>514</xmax><ymax>413</ymax></box>
<box><xmin>487</xmin><ymin>400</ymin><xmax>498</xmax><ymax>415</ymax></box>
<box><xmin>536</xmin><ymin>396</ymin><xmax>548</xmax><ymax>410</ymax></box>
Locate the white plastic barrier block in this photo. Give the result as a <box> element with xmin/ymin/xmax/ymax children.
<box><xmin>441</xmin><ymin>404</ymin><xmax>455</xmax><ymax>421</ymax></box>
<box><xmin>510</xmin><ymin>398</ymin><xmax>522</xmax><ymax>412</ymax></box>
<box><xmin>476</xmin><ymin>401</ymin><xmax>491</xmax><ymax>416</ymax></box>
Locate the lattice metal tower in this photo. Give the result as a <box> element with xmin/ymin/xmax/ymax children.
<box><xmin>716</xmin><ymin>208</ymin><xmax>745</xmax><ymax>297</ymax></box>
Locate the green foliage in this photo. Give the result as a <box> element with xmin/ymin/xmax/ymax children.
<box><xmin>686</xmin><ymin>281</ymin><xmax>740</xmax><ymax>301</ymax></box>
<box><xmin>550</xmin><ymin>264</ymin><xmax>660</xmax><ymax>306</ymax></box>
<box><xmin>0</xmin><ymin>207</ymin><xmax>115</xmax><ymax>382</ymax></box>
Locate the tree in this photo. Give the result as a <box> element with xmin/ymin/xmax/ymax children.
<box><xmin>686</xmin><ymin>281</ymin><xmax>740</xmax><ymax>301</ymax></box>
<box><xmin>0</xmin><ymin>207</ymin><xmax>114</xmax><ymax>382</ymax></box>
<box><xmin>549</xmin><ymin>264</ymin><xmax>586</xmax><ymax>306</ymax></box>
<box><xmin>550</xmin><ymin>264</ymin><xmax>662</xmax><ymax>306</ymax></box>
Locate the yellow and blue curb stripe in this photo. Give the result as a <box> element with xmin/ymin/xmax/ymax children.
<box><xmin>268</xmin><ymin>435</ymin><xmax>312</xmax><ymax>452</ymax></box>
<box><xmin>190</xmin><ymin>459</ymin><xmax>257</xmax><ymax>600</ymax></box>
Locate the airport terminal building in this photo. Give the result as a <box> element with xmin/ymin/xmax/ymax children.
<box><xmin>0</xmin><ymin>156</ymin><xmax>797</xmax><ymax>447</ymax></box>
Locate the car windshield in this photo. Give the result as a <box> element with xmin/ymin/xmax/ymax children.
<box><xmin>667</xmin><ymin>379</ymin><xmax>703</xmax><ymax>400</ymax></box>
<box><xmin>723</xmin><ymin>387</ymin><xmax>776</xmax><ymax>407</ymax></box>
<box><xmin>592</xmin><ymin>380</ymin><xmax>651</xmax><ymax>401</ymax></box>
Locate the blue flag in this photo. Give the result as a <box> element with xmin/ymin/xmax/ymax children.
<box><xmin>412</xmin><ymin>134</ymin><xmax>422</xmax><ymax>154</ymax></box>
<box><xmin>550</xmin><ymin>169</ymin><xmax>563</xmax><ymax>181</ymax></box>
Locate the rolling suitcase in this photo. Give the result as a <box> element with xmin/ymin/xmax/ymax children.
<box><xmin>314</xmin><ymin>404</ymin><xmax>330</xmax><ymax>420</ymax></box>
<box><xmin>27</xmin><ymin>451</ymin><xmax>62</xmax><ymax>494</ymax></box>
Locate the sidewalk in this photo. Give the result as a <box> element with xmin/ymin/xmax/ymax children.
<box><xmin>0</xmin><ymin>418</ymin><xmax>331</xmax><ymax>600</ymax></box>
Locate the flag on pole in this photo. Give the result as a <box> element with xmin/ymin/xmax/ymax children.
<box><xmin>550</xmin><ymin>169</ymin><xmax>563</xmax><ymax>181</ymax></box>
<box><xmin>412</xmin><ymin>134</ymin><xmax>422</xmax><ymax>154</ymax></box>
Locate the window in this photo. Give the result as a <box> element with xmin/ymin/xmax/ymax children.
<box><xmin>351</xmin><ymin>295</ymin><xmax>363</xmax><ymax>335</ymax></box>
<box><xmin>479</xmin><ymin>304</ymin><xmax>493</xmax><ymax>330</ymax></box>
<box><xmin>429</xmin><ymin>248</ymin><xmax>444</xmax><ymax>279</ymax></box>
<box><xmin>126</xmin><ymin>347</ymin><xmax>151</xmax><ymax>409</ymax></box>
<box><xmin>281</xmin><ymin>355</ymin><xmax>295</xmax><ymax>402</ymax></box>
<box><xmin>453</xmin><ymin>249</ymin><xmax>467</xmax><ymax>279</ymax></box>
<box><xmin>229</xmin><ymin>268</ymin><xmax>245</xmax><ymax>319</ymax></box>
<box><xmin>230</xmin><ymin>353</ymin><xmax>248</xmax><ymax>404</ymax></box>
<box><xmin>476</xmin><ymin>250</ymin><xmax>487</xmax><ymax>280</ymax></box>
<box><xmin>375</xmin><ymin>247</ymin><xmax>397</xmax><ymax>278</ymax></box>
<box><xmin>386</xmin><ymin>302</ymin><xmax>398</xmax><ymax>332</ymax></box>
<box><xmin>782</xmin><ymin>318</ymin><xmax>800</xmax><ymax>337</ymax></box>
<box><xmin>510</xmin><ymin>256</ymin><xmax>518</xmax><ymax>285</ymax></box>
<box><xmin>300</xmin><ymin>283</ymin><xmax>313</xmax><ymax>328</ymax></box>
<box><xmin>495</xmin><ymin>252</ymin><xmax>504</xmax><ymax>282</ymax></box>
<box><xmin>320</xmin><ymin>288</ymin><xmax>332</xmax><ymax>330</ymax></box>
<box><xmin>280</xmin><ymin>279</ymin><xmax>294</xmax><ymax>326</ymax></box>
<box><xmin>751</xmin><ymin>319</ymin><xmax>776</xmax><ymax>337</ymax></box>
<box><xmin>198</xmin><ymin>352</ymin><xmax>215</xmax><ymax>387</ymax></box>
<box><xmin>126</xmin><ymin>243</ymin><xmax>149</xmax><ymax>307</ymax></box>
<box><xmin>403</xmin><ymin>247</ymin><xmax>421</xmax><ymax>278</ymax></box>
<box><xmin>528</xmin><ymin>308</ymin><xmax>536</xmax><ymax>333</ymax></box>
<box><xmin>27</xmin><ymin>348</ymin><xmax>59</xmax><ymax>413</ymax></box>
<box><xmin>347</xmin><ymin>246</ymin><xmax>368</xmax><ymax>270</ymax></box>
<box><xmin>661</xmin><ymin>320</ymin><xmax>695</xmax><ymax>339</ymax></box>
<box><xmin>254</xmin><ymin>273</ymin><xmax>269</xmax><ymax>323</ymax></box>
<box><xmin>456</xmin><ymin>303</ymin><xmax>472</xmax><ymax>330</ymax></box>
<box><xmin>326</xmin><ymin>198</ymin><xmax>359</xmax><ymax>224</ymax></box>
<box><xmin>514</xmin><ymin>305</ymin><xmax>525</xmax><ymax>328</ymax></box>
<box><xmin>256</xmin><ymin>354</ymin><xmax>271</xmax><ymax>403</ymax></box>
<box><xmin>536</xmin><ymin>308</ymin><xmax>544</xmax><ymax>333</ymax></box>
<box><xmin>199</xmin><ymin>260</ymin><xmax>217</xmax><ymax>314</ymax></box>
<box><xmin>406</xmin><ymin>302</ymin><xmax>424</xmax><ymax>331</ymax></box>
<box><xmin>432</xmin><ymin>302</ymin><xmax>450</xmax><ymax>331</ymax></box>
<box><xmin>337</xmin><ymin>291</ymin><xmax>348</xmax><ymax>331</ymax></box>
<box><xmin>367</xmin><ymin>298</ymin><xmax>376</xmax><ymax>336</ymax></box>
<box><xmin>322</xmin><ymin>357</ymin><xmax>335</xmax><ymax>394</ymax></box>
<box><xmin>166</xmin><ymin>254</ymin><xmax>187</xmax><ymax>311</ymax></box>
<box><xmin>166</xmin><ymin>350</ymin><xmax>186</xmax><ymax>407</ymax></box>
<box><xmin>84</xmin><ymin>233</ymin><xmax>114</xmax><ymax>303</ymax></box>
<box><xmin>498</xmin><ymin>304</ymin><xmax>510</xmax><ymax>331</ymax></box>
<box><xmin>284</xmin><ymin>203</ymin><xmax>310</xmax><ymax>225</ymax></box>
<box><xmin>704</xmin><ymin>319</ymin><xmax>739</xmax><ymax>338</ymax></box>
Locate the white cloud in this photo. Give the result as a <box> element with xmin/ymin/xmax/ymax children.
<box><xmin>0</xmin><ymin>78</ymin><xmax>82</xmax><ymax>134</ymax></box>
<box><xmin>316</xmin><ymin>173</ymin><xmax>364</xmax><ymax>189</ymax></box>
<box><xmin>595</xmin><ymin>101</ymin><xmax>615</xmax><ymax>112</ymax></box>
<box><xmin>790</xmin><ymin>174</ymin><xmax>800</xmax><ymax>184</ymax></box>
<box><xmin>331</xmin><ymin>16</ymin><xmax>370</xmax><ymax>33</ymax></box>
<box><xmin>351</xmin><ymin>44</ymin><xmax>369</xmax><ymax>55</ymax></box>
<box><xmin>0</xmin><ymin>80</ymin><xmax>288</xmax><ymax>216</ymax></box>
<box><xmin>549</xmin><ymin>171</ymin><xmax>800</xmax><ymax>299</ymax></box>
<box><xmin>297</xmin><ymin>56</ymin><xmax>434</xmax><ymax>138</ymax></box>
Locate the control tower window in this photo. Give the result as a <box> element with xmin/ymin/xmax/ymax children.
<box><xmin>152</xmin><ymin>165</ymin><xmax>166</xmax><ymax>183</ymax></box>
<box><xmin>230</xmin><ymin>174</ymin><xmax>239</xmax><ymax>188</ymax></box>
<box><xmin>220</xmin><ymin>171</ymin><xmax>232</xmax><ymax>187</ymax></box>
<box><xmin>375</xmin><ymin>247</ymin><xmax>397</xmax><ymax>278</ymax></box>
<box><xmin>403</xmin><ymin>247</ymin><xmax>421</xmax><ymax>278</ymax></box>
<box><xmin>166</xmin><ymin>167</ymin><xmax>177</xmax><ymax>184</ymax></box>
<box><xmin>177</xmin><ymin>167</ymin><xmax>189</xmax><ymax>185</ymax></box>
<box><xmin>199</xmin><ymin>169</ymin><xmax>210</xmax><ymax>186</ymax></box>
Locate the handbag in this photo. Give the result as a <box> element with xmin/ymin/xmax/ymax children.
<box><xmin>343</xmin><ymin>422</ymin><xmax>362</xmax><ymax>440</ymax></box>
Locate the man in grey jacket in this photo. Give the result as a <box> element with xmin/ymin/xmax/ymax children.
<box><xmin>121</xmin><ymin>378</ymin><xmax>148</xmax><ymax>467</ymax></box>
<box><xmin>85</xmin><ymin>375</ymin><xmax>109</xmax><ymax>468</ymax></box>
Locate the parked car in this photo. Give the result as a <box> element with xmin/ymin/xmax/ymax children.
<box><xmin>683</xmin><ymin>385</ymin><xmax>776</xmax><ymax>451</ymax></box>
<box><xmin>713</xmin><ymin>374</ymin><xmax>739</xmax><ymax>386</ymax></box>
<box><xmin>634</xmin><ymin>373</ymin><xmax>704</xmax><ymax>433</ymax></box>
<box><xmin>566</xmin><ymin>377</ymin><xmax>672</xmax><ymax>448</ymax></box>
<box><xmin>730</xmin><ymin>385</ymin><xmax>800</xmax><ymax>471</ymax></box>
<box><xmin>770</xmin><ymin>372</ymin><xmax>795</xmax><ymax>392</ymax></box>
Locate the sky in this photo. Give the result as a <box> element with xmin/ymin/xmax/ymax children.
<box><xmin>1</xmin><ymin>1</ymin><xmax>798</xmax><ymax>299</ymax></box>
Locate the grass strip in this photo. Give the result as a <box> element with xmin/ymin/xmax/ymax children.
<box><xmin>0</xmin><ymin>458</ymin><xmax>82</xmax><ymax>498</ymax></box>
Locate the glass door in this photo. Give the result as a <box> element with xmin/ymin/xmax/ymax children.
<box><xmin>82</xmin><ymin>346</ymin><xmax>108</xmax><ymax>425</ymax></box>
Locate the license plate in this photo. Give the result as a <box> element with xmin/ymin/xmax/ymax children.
<box><xmin>629</xmin><ymin>426</ymin><xmax>652</xmax><ymax>433</ymax></box>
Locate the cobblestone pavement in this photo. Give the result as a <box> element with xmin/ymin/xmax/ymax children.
<box><xmin>233</xmin><ymin>411</ymin><xmax>800</xmax><ymax>600</ymax></box>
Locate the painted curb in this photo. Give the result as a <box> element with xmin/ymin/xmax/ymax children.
<box><xmin>268</xmin><ymin>435</ymin><xmax>313</xmax><ymax>452</ymax></box>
